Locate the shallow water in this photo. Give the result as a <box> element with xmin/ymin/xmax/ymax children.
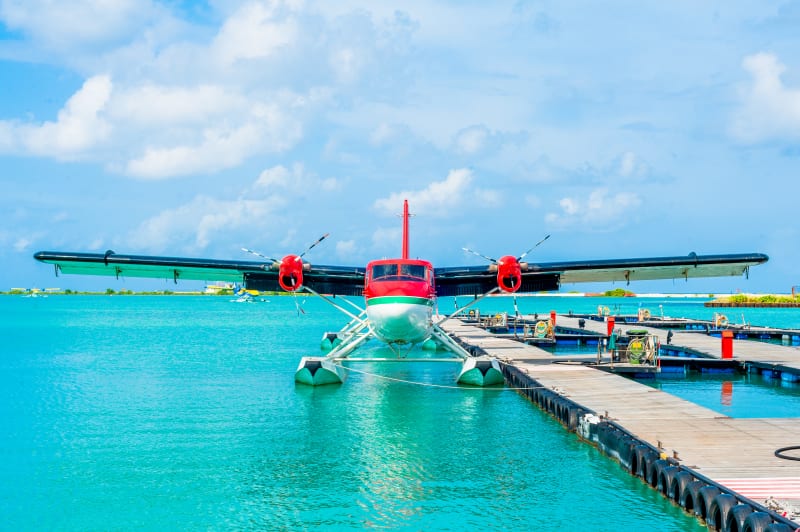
<box><xmin>639</xmin><ymin>372</ymin><xmax>800</xmax><ymax>418</ymax></box>
<box><xmin>0</xmin><ymin>294</ymin><xmax>743</xmax><ymax>530</ymax></box>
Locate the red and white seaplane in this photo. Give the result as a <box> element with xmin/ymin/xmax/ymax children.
<box><xmin>34</xmin><ymin>200</ymin><xmax>767</xmax><ymax>386</ymax></box>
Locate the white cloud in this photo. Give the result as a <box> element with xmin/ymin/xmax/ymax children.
<box><xmin>125</xmin><ymin>102</ymin><xmax>302</xmax><ymax>178</ymax></box>
<box><xmin>373</xmin><ymin>168</ymin><xmax>474</xmax><ymax>216</ymax></box>
<box><xmin>731</xmin><ymin>52</ymin><xmax>800</xmax><ymax>142</ymax></box>
<box><xmin>128</xmin><ymin>195</ymin><xmax>282</xmax><ymax>252</ymax></box>
<box><xmin>109</xmin><ymin>84</ymin><xmax>244</xmax><ymax>127</ymax></box>
<box><xmin>454</xmin><ymin>125</ymin><xmax>488</xmax><ymax>154</ymax></box>
<box><xmin>13</xmin><ymin>236</ymin><xmax>32</xmax><ymax>251</ymax></box>
<box><xmin>474</xmin><ymin>188</ymin><xmax>502</xmax><ymax>207</ymax></box>
<box><xmin>545</xmin><ymin>188</ymin><xmax>641</xmax><ymax>230</ymax></box>
<box><xmin>212</xmin><ymin>1</ymin><xmax>298</xmax><ymax>65</ymax></box>
<box><xmin>254</xmin><ymin>163</ymin><xmax>340</xmax><ymax>195</ymax></box>
<box><xmin>369</xmin><ymin>123</ymin><xmax>396</xmax><ymax>145</ymax></box>
<box><xmin>3</xmin><ymin>75</ymin><xmax>112</xmax><ymax>159</ymax></box>
<box><xmin>335</xmin><ymin>239</ymin><xmax>357</xmax><ymax>258</ymax></box>
<box><xmin>0</xmin><ymin>0</ymin><xmax>162</xmax><ymax>51</ymax></box>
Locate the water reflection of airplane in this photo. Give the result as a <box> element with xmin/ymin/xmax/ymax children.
<box><xmin>33</xmin><ymin>200</ymin><xmax>768</xmax><ymax>387</ymax></box>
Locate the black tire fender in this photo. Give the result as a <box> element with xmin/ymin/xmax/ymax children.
<box><xmin>726</xmin><ymin>504</ymin><xmax>753</xmax><ymax>532</ymax></box>
<box><xmin>742</xmin><ymin>511</ymin><xmax>774</xmax><ymax>532</ymax></box>
<box><xmin>658</xmin><ymin>465</ymin><xmax>680</xmax><ymax>497</ymax></box>
<box><xmin>680</xmin><ymin>480</ymin><xmax>706</xmax><ymax>513</ymax></box>
<box><xmin>639</xmin><ymin>449</ymin><xmax>658</xmax><ymax>480</ymax></box>
<box><xmin>697</xmin><ymin>485</ymin><xmax>721</xmax><ymax>521</ymax></box>
<box><xmin>670</xmin><ymin>470</ymin><xmax>695</xmax><ymax>503</ymax></box>
<box><xmin>709</xmin><ymin>493</ymin><xmax>738</xmax><ymax>531</ymax></box>
<box><xmin>615</xmin><ymin>436</ymin><xmax>635</xmax><ymax>472</ymax></box>
<box><xmin>648</xmin><ymin>458</ymin><xmax>669</xmax><ymax>488</ymax></box>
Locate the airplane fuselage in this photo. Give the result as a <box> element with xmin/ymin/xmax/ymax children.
<box><xmin>363</xmin><ymin>258</ymin><xmax>435</xmax><ymax>344</ymax></box>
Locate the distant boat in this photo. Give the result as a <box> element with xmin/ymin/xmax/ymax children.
<box><xmin>22</xmin><ymin>290</ymin><xmax>46</xmax><ymax>298</ymax></box>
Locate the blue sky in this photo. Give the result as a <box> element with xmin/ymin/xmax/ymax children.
<box><xmin>1</xmin><ymin>1</ymin><xmax>798</xmax><ymax>293</ymax></box>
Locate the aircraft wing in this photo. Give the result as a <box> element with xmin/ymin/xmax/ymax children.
<box><xmin>33</xmin><ymin>251</ymin><xmax>366</xmax><ymax>296</ymax></box>
<box><xmin>433</xmin><ymin>252</ymin><xmax>769</xmax><ymax>297</ymax></box>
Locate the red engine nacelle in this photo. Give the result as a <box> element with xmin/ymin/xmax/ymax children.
<box><xmin>496</xmin><ymin>255</ymin><xmax>522</xmax><ymax>293</ymax></box>
<box><xmin>278</xmin><ymin>254</ymin><xmax>304</xmax><ymax>292</ymax></box>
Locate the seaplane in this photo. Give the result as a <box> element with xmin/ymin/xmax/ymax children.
<box><xmin>34</xmin><ymin>200</ymin><xmax>768</xmax><ymax>386</ymax></box>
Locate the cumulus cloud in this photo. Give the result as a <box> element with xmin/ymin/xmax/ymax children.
<box><xmin>545</xmin><ymin>188</ymin><xmax>641</xmax><ymax>230</ymax></box>
<box><xmin>454</xmin><ymin>125</ymin><xmax>489</xmax><ymax>154</ymax></box>
<box><xmin>373</xmin><ymin>168</ymin><xmax>474</xmax><ymax>216</ymax></box>
<box><xmin>0</xmin><ymin>75</ymin><xmax>112</xmax><ymax>159</ymax></box>
<box><xmin>254</xmin><ymin>163</ymin><xmax>340</xmax><ymax>194</ymax></box>
<box><xmin>617</xmin><ymin>151</ymin><xmax>649</xmax><ymax>179</ymax></box>
<box><xmin>125</xmin><ymin>98</ymin><xmax>304</xmax><ymax>178</ymax></box>
<box><xmin>109</xmin><ymin>84</ymin><xmax>245</xmax><ymax>127</ymax></box>
<box><xmin>212</xmin><ymin>1</ymin><xmax>298</xmax><ymax>65</ymax></box>
<box><xmin>127</xmin><ymin>195</ymin><xmax>282</xmax><ymax>252</ymax></box>
<box><xmin>0</xmin><ymin>0</ymin><xmax>427</xmax><ymax>182</ymax></box>
<box><xmin>13</xmin><ymin>236</ymin><xmax>32</xmax><ymax>251</ymax></box>
<box><xmin>0</xmin><ymin>0</ymin><xmax>163</xmax><ymax>51</ymax></box>
<box><xmin>123</xmin><ymin>161</ymin><xmax>345</xmax><ymax>252</ymax></box>
<box><xmin>731</xmin><ymin>52</ymin><xmax>800</xmax><ymax>143</ymax></box>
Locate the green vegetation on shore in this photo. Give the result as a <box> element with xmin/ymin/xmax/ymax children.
<box><xmin>705</xmin><ymin>293</ymin><xmax>800</xmax><ymax>307</ymax></box>
<box><xmin>602</xmin><ymin>288</ymin><xmax>636</xmax><ymax>297</ymax></box>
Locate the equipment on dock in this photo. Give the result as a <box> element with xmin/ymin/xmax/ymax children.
<box><xmin>34</xmin><ymin>199</ymin><xmax>768</xmax><ymax>387</ymax></box>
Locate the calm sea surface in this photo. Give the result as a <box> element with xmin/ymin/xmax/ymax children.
<box><xmin>5</xmin><ymin>294</ymin><xmax>797</xmax><ymax>530</ymax></box>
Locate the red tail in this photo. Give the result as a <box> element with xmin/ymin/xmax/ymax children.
<box><xmin>402</xmin><ymin>199</ymin><xmax>409</xmax><ymax>259</ymax></box>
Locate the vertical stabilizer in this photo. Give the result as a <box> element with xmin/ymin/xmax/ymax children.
<box><xmin>402</xmin><ymin>199</ymin><xmax>409</xmax><ymax>259</ymax></box>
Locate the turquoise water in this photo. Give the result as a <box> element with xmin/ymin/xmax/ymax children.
<box><xmin>0</xmin><ymin>295</ymin><xmax>730</xmax><ymax>530</ymax></box>
<box><xmin>640</xmin><ymin>373</ymin><xmax>800</xmax><ymax>418</ymax></box>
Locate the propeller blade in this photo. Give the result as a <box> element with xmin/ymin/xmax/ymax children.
<box><xmin>517</xmin><ymin>234</ymin><xmax>551</xmax><ymax>261</ymax></box>
<box><xmin>462</xmin><ymin>247</ymin><xmax>497</xmax><ymax>264</ymax></box>
<box><xmin>299</xmin><ymin>233</ymin><xmax>330</xmax><ymax>259</ymax></box>
<box><xmin>241</xmin><ymin>247</ymin><xmax>278</xmax><ymax>264</ymax></box>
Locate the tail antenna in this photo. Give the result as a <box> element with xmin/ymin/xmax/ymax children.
<box><xmin>402</xmin><ymin>199</ymin><xmax>410</xmax><ymax>259</ymax></box>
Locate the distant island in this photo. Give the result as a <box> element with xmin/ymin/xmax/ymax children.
<box><xmin>705</xmin><ymin>294</ymin><xmax>800</xmax><ymax>308</ymax></box>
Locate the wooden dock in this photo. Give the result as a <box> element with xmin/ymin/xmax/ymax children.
<box><xmin>439</xmin><ymin>316</ymin><xmax>800</xmax><ymax>526</ymax></box>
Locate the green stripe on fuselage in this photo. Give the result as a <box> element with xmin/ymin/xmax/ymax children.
<box><xmin>366</xmin><ymin>296</ymin><xmax>433</xmax><ymax>306</ymax></box>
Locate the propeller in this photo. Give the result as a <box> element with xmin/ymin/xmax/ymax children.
<box><xmin>241</xmin><ymin>232</ymin><xmax>329</xmax><ymax>266</ymax></box>
<box><xmin>241</xmin><ymin>247</ymin><xmax>278</xmax><ymax>265</ymax></box>
<box><xmin>517</xmin><ymin>234</ymin><xmax>550</xmax><ymax>261</ymax></box>
<box><xmin>242</xmin><ymin>233</ymin><xmax>330</xmax><ymax>301</ymax></box>
<box><xmin>463</xmin><ymin>234</ymin><xmax>551</xmax><ymax>294</ymax></box>
<box><xmin>462</xmin><ymin>234</ymin><xmax>551</xmax><ymax>264</ymax></box>
<box><xmin>462</xmin><ymin>247</ymin><xmax>497</xmax><ymax>264</ymax></box>
<box><xmin>299</xmin><ymin>233</ymin><xmax>330</xmax><ymax>259</ymax></box>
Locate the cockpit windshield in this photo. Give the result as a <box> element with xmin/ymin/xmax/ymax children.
<box><xmin>371</xmin><ymin>263</ymin><xmax>427</xmax><ymax>281</ymax></box>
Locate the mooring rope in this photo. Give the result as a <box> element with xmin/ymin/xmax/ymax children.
<box><xmin>331</xmin><ymin>363</ymin><xmax>547</xmax><ymax>391</ymax></box>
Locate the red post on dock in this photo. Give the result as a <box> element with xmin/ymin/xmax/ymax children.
<box><xmin>721</xmin><ymin>330</ymin><xmax>734</xmax><ymax>359</ymax></box>
<box><xmin>550</xmin><ymin>310</ymin><xmax>556</xmax><ymax>326</ymax></box>
<box><xmin>607</xmin><ymin>316</ymin><xmax>615</xmax><ymax>337</ymax></box>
